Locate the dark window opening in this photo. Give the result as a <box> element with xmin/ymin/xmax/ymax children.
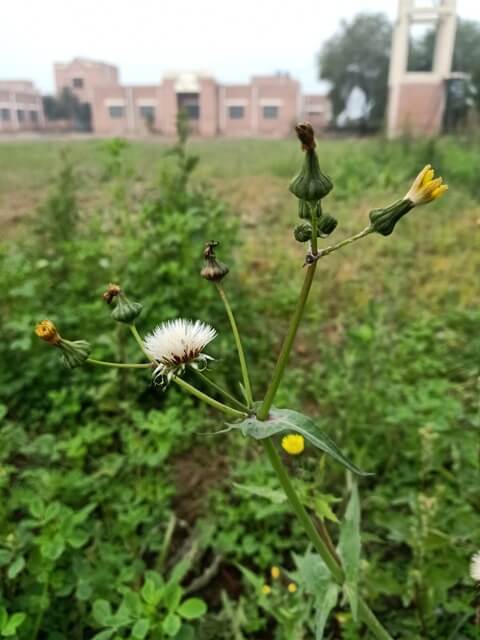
<box><xmin>0</xmin><ymin>108</ymin><xmax>10</xmax><ymax>121</ymax></box>
<box><xmin>108</xmin><ymin>105</ymin><xmax>125</xmax><ymax>118</ymax></box>
<box><xmin>262</xmin><ymin>105</ymin><xmax>279</xmax><ymax>119</ymax></box>
<box><xmin>228</xmin><ymin>105</ymin><xmax>245</xmax><ymax>119</ymax></box>
<box><xmin>30</xmin><ymin>110</ymin><xmax>39</xmax><ymax>123</ymax></box>
<box><xmin>17</xmin><ymin>109</ymin><xmax>25</xmax><ymax>123</ymax></box>
<box><xmin>139</xmin><ymin>105</ymin><xmax>155</xmax><ymax>120</ymax></box>
<box><xmin>177</xmin><ymin>93</ymin><xmax>200</xmax><ymax>120</ymax></box>
<box><xmin>72</xmin><ymin>77</ymin><xmax>84</xmax><ymax>88</ymax></box>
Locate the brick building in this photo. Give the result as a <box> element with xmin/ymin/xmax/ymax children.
<box><xmin>54</xmin><ymin>58</ymin><xmax>331</xmax><ymax>137</ymax></box>
<box><xmin>0</xmin><ymin>81</ymin><xmax>45</xmax><ymax>133</ymax></box>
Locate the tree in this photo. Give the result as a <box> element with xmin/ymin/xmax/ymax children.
<box><xmin>42</xmin><ymin>88</ymin><xmax>91</xmax><ymax>131</ymax></box>
<box><xmin>318</xmin><ymin>13</ymin><xmax>392</xmax><ymax>130</ymax></box>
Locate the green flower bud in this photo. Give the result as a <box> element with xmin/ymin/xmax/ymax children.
<box><xmin>201</xmin><ymin>241</ymin><xmax>229</xmax><ymax>282</ymax></box>
<box><xmin>369</xmin><ymin>199</ymin><xmax>414</xmax><ymax>236</ymax></box>
<box><xmin>58</xmin><ymin>338</ymin><xmax>92</xmax><ymax>369</ymax></box>
<box><xmin>298</xmin><ymin>200</ymin><xmax>312</xmax><ymax>220</ymax></box>
<box><xmin>294</xmin><ymin>223</ymin><xmax>313</xmax><ymax>243</ymax></box>
<box><xmin>289</xmin><ymin>149</ymin><xmax>333</xmax><ymax>202</ymax></box>
<box><xmin>317</xmin><ymin>214</ymin><xmax>338</xmax><ymax>236</ymax></box>
<box><xmin>103</xmin><ymin>283</ymin><xmax>143</xmax><ymax>324</ymax></box>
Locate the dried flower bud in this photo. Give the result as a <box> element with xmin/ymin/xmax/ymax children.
<box><xmin>103</xmin><ymin>283</ymin><xmax>121</xmax><ymax>305</ymax></box>
<box><xmin>35</xmin><ymin>320</ymin><xmax>91</xmax><ymax>369</ymax></box>
<box><xmin>289</xmin><ymin>134</ymin><xmax>333</xmax><ymax>202</ymax></box>
<box><xmin>200</xmin><ymin>241</ymin><xmax>229</xmax><ymax>282</ymax></box>
<box><xmin>35</xmin><ymin>320</ymin><xmax>61</xmax><ymax>345</ymax></box>
<box><xmin>294</xmin><ymin>122</ymin><xmax>316</xmax><ymax>152</ymax></box>
<box><xmin>317</xmin><ymin>214</ymin><xmax>338</xmax><ymax>236</ymax></box>
<box><xmin>369</xmin><ymin>200</ymin><xmax>414</xmax><ymax>237</ymax></box>
<box><xmin>294</xmin><ymin>223</ymin><xmax>313</xmax><ymax>243</ymax></box>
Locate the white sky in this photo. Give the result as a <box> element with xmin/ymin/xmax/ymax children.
<box><xmin>1</xmin><ymin>1</ymin><xmax>478</xmax><ymax>94</ymax></box>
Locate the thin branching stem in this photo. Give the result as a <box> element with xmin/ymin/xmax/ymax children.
<box><xmin>87</xmin><ymin>358</ymin><xmax>152</xmax><ymax>369</ymax></box>
<box><xmin>172</xmin><ymin>375</ymin><xmax>247</xmax><ymax>419</ymax></box>
<box><xmin>192</xmin><ymin>369</ymin><xmax>250</xmax><ymax>412</ymax></box>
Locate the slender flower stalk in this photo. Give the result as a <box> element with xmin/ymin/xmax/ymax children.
<box><xmin>192</xmin><ymin>368</ymin><xmax>249</xmax><ymax>412</ymax></box>
<box><xmin>130</xmin><ymin>324</ymin><xmax>154</xmax><ymax>362</ymax></box>
<box><xmin>216</xmin><ymin>283</ymin><xmax>254</xmax><ymax>408</ymax></box>
<box><xmin>86</xmin><ymin>358</ymin><xmax>153</xmax><ymax>369</ymax></box>
<box><xmin>172</xmin><ymin>375</ymin><xmax>247</xmax><ymax>419</ymax></box>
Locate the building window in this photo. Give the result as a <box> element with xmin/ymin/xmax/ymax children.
<box><xmin>72</xmin><ymin>77</ymin><xmax>84</xmax><ymax>88</ymax></box>
<box><xmin>262</xmin><ymin>105</ymin><xmax>279</xmax><ymax>119</ymax></box>
<box><xmin>139</xmin><ymin>105</ymin><xmax>155</xmax><ymax>120</ymax></box>
<box><xmin>108</xmin><ymin>105</ymin><xmax>125</xmax><ymax>118</ymax></box>
<box><xmin>17</xmin><ymin>109</ymin><xmax>25</xmax><ymax>123</ymax></box>
<box><xmin>228</xmin><ymin>105</ymin><xmax>245</xmax><ymax>119</ymax></box>
<box><xmin>177</xmin><ymin>93</ymin><xmax>200</xmax><ymax>121</ymax></box>
<box><xmin>30</xmin><ymin>110</ymin><xmax>39</xmax><ymax>123</ymax></box>
<box><xmin>0</xmin><ymin>108</ymin><xmax>10</xmax><ymax>121</ymax></box>
<box><xmin>184</xmin><ymin>104</ymin><xmax>199</xmax><ymax>120</ymax></box>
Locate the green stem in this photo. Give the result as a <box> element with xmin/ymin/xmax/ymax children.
<box><xmin>256</xmin><ymin>259</ymin><xmax>317</xmax><ymax>421</ymax></box>
<box><xmin>216</xmin><ymin>283</ymin><xmax>254</xmax><ymax>408</ymax></box>
<box><xmin>172</xmin><ymin>375</ymin><xmax>247</xmax><ymax>419</ymax></box>
<box><xmin>315</xmin><ymin>225</ymin><xmax>372</xmax><ymax>260</ymax></box>
<box><xmin>87</xmin><ymin>358</ymin><xmax>152</xmax><ymax>369</ymax></box>
<box><xmin>192</xmin><ymin>369</ymin><xmax>250</xmax><ymax>412</ymax></box>
<box><xmin>263</xmin><ymin>439</ymin><xmax>393</xmax><ymax>640</ymax></box>
<box><xmin>129</xmin><ymin>324</ymin><xmax>154</xmax><ymax>362</ymax></box>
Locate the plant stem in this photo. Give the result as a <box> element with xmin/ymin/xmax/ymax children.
<box><xmin>263</xmin><ymin>439</ymin><xmax>393</xmax><ymax>640</ymax></box>
<box><xmin>256</xmin><ymin>259</ymin><xmax>317</xmax><ymax>421</ymax></box>
<box><xmin>172</xmin><ymin>375</ymin><xmax>247</xmax><ymax>419</ymax></box>
<box><xmin>87</xmin><ymin>358</ymin><xmax>152</xmax><ymax>369</ymax></box>
<box><xmin>315</xmin><ymin>225</ymin><xmax>372</xmax><ymax>260</ymax></box>
<box><xmin>129</xmin><ymin>324</ymin><xmax>154</xmax><ymax>361</ymax></box>
<box><xmin>216</xmin><ymin>283</ymin><xmax>254</xmax><ymax>408</ymax></box>
<box><xmin>192</xmin><ymin>368</ymin><xmax>250</xmax><ymax>412</ymax></box>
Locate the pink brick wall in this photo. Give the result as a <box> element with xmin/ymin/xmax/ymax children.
<box><xmin>394</xmin><ymin>82</ymin><xmax>444</xmax><ymax>136</ymax></box>
<box><xmin>0</xmin><ymin>81</ymin><xmax>45</xmax><ymax>133</ymax></box>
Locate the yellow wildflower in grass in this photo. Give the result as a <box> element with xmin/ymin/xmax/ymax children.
<box><xmin>281</xmin><ymin>434</ymin><xmax>305</xmax><ymax>455</ymax></box>
<box><xmin>287</xmin><ymin>582</ymin><xmax>297</xmax><ymax>593</ymax></box>
<box><xmin>35</xmin><ymin>320</ymin><xmax>61</xmax><ymax>345</ymax></box>
<box><xmin>261</xmin><ymin>584</ymin><xmax>272</xmax><ymax>595</ymax></box>
<box><xmin>405</xmin><ymin>164</ymin><xmax>448</xmax><ymax>206</ymax></box>
<box><xmin>271</xmin><ymin>566</ymin><xmax>280</xmax><ymax>580</ymax></box>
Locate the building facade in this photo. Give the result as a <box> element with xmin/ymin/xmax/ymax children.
<box><xmin>0</xmin><ymin>81</ymin><xmax>45</xmax><ymax>133</ymax></box>
<box><xmin>54</xmin><ymin>59</ymin><xmax>330</xmax><ymax>137</ymax></box>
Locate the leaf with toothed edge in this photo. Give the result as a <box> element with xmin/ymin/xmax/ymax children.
<box><xmin>226</xmin><ymin>408</ymin><xmax>371</xmax><ymax>477</ymax></box>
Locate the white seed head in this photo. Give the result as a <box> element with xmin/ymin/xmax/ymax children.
<box><xmin>470</xmin><ymin>551</ymin><xmax>480</xmax><ymax>582</ymax></box>
<box><xmin>143</xmin><ymin>319</ymin><xmax>217</xmax><ymax>384</ymax></box>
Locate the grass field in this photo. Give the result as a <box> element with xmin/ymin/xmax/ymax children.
<box><xmin>0</xmin><ymin>134</ymin><xmax>479</xmax><ymax>639</ymax></box>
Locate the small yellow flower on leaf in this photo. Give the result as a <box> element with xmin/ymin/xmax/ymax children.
<box><xmin>271</xmin><ymin>566</ymin><xmax>280</xmax><ymax>580</ymax></box>
<box><xmin>287</xmin><ymin>582</ymin><xmax>297</xmax><ymax>593</ymax></box>
<box><xmin>261</xmin><ymin>584</ymin><xmax>272</xmax><ymax>595</ymax></box>
<box><xmin>281</xmin><ymin>434</ymin><xmax>305</xmax><ymax>455</ymax></box>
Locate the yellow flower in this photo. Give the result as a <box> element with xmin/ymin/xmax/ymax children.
<box><xmin>261</xmin><ymin>584</ymin><xmax>272</xmax><ymax>595</ymax></box>
<box><xmin>287</xmin><ymin>582</ymin><xmax>297</xmax><ymax>593</ymax></box>
<box><xmin>271</xmin><ymin>566</ymin><xmax>280</xmax><ymax>580</ymax></box>
<box><xmin>35</xmin><ymin>320</ymin><xmax>61</xmax><ymax>345</ymax></box>
<box><xmin>281</xmin><ymin>434</ymin><xmax>305</xmax><ymax>455</ymax></box>
<box><xmin>405</xmin><ymin>164</ymin><xmax>448</xmax><ymax>206</ymax></box>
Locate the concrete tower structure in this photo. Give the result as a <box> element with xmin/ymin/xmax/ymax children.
<box><xmin>387</xmin><ymin>0</ymin><xmax>457</xmax><ymax>138</ymax></box>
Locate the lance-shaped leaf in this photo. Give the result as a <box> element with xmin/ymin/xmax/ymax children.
<box><xmin>227</xmin><ymin>408</ymin><xmax>371</xmax><ymax>476</ymax></box>
<box><xmin>338</xmin><ymin>481</ymin><xmax>361</xmax><ymax>620</ymax></box>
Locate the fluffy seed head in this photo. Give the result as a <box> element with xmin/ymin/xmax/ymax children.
<box><xmin>281</xmin><ymin>434</ymin><xmax>305</xmax><ymax>456</ymax></box>
<box><xmin>470</xmin><ymin>551</ymin><xmax>480</xmax><ymax>582</ymax></box>
<box><xmin>143</xmin><ymin>319</ymin><xmax>217</xmax><ymax>383</ymax></box>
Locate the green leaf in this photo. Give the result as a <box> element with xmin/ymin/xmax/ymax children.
<box><xmin>7</xmin><ymin>556</ymin><xmax>25</xmax><ymax>580</ymax></box>
<box><xmin>163</xmin><ymin>583</ymin><xmax>183</xmax><ymax>612</ymax></box>
<box><xmin>131</xmin><ymin>618</ymin><xmax>150</xmax><ymax>639</ymax></box>
<box><xmin>90</xmin><ymin>631</ymin><xmax>115</xmax><ymax>640</ymax></box>
<box><xmin>1</xmin><ymin>612</ymin><xmax>26</xmax><ymax>637</ymax></box>
<box><xmin>92</xmin><ymin>599</ymin><xmax>113</xmax><ymax>626</ymax></box>
<box><xmin>177</xmin><ymin>598</ymin><xmax>207</xmax><ymax>620</ymax></box>
<box><xmin>29</xmin><ymin>496</ymin><xmax>45</xmax><ymax>519</ymax></box>
<box><xmin>233</xmin><ymin>483</ymin><xmax>286</xmax><ymax>504</ymax></box>
<box><xmin>141</xmin><ymin>578</ymin><xmax>163</xmax><ymax>606</ymax></box>
<box><xmin>338</xmin><ymin>482</ymin><xmax>361</xmax><ymax>620</ymax></box>
<box><xmin>314</xmin><ymin>583</ymin><xmax>339</xmax><ymax>640</ymax></box>
<box><xmin>162</xmin><ymin>613</ymin><xmax>181</xmax><ymax>637</ymax></box>
<box><xmin>175</xmin><ymin>625</ymin><xmax>195</xmax><ymax>640</ymax></box>
<box><xmin>229</xmin><ymin>408</ymin><xmax>371</xmax><ymax>476</ymax></box>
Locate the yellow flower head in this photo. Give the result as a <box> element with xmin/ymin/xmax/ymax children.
<box><xmin>287</xmin><ymin>582</ymin><xmax>297</xmax><ymax>593</ymax></box>
<box><xmin>405</xmin><ymin>164</ymin><xmax>448</xmax><ymax>206</ymax></box>
<box><xmin>261</xmin><ymin>584</ymin><xmax>272</xmax><ymax>595</ymax></box>
<box><xmin>281</xmin><ymin>434</ymin><xmax>305</xmax><ymax>456</ymax></box>
<box><xmin>35</xmin><ymin>320</ymin><xmax>61</xmax><ymax>345</ymax></box>
<box><xmin>271</xmin><ymin>566</ymin><xmax>280</xmax><ymax>580</ymax></box>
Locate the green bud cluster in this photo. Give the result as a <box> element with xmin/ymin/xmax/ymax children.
<box><xmin>58</xmin><ymin>338</ymin><xmax>92</xmax><ymax>369</ymax></box>
<box><xmin>103</xmin><ymin>283</ymin><xmax>143</xmax><ymax>324</ymax></box>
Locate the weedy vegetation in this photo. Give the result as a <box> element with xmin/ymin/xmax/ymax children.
<box><xmin>0</xmin><ymin>120</ymin><xmax>479</xmax><ymax>639</ymax></box>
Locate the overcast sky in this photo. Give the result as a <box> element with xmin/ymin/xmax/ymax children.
<box><xmin>1</xmin><ymin>1</ymin><xmax>478</xmax><ymax>94</ymax></box>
